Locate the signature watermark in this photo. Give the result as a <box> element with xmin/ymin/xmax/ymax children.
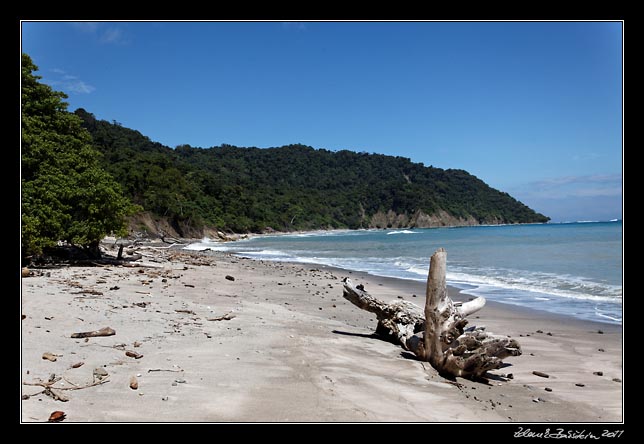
<box><xmin>514</xmin><ymin>427</ymin><xmax>624</xmax><ymax>440</ymax></box>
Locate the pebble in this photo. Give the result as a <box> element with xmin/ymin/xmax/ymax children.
<box><xmin>598</xmin><ymin>348</ymin><xmax>605</xmax><ymax>352</ymax></box>
<box><xmin>174</xmin><ymin>378</ymin><xmax>186</xmax><ymax>384</ymax></box>
<box><xmin>536</xmin><ymin>330</ymin><xmax>543</xmax><ymax>333</ymax></box>
<box><xmin>506</xmin><ymin>373</ymin><xmax>514</xmax><ymax>379</ymax></box>
<box><xmin>42</xmin><ymin>352</ymin><xmax>57</xmax><ymax>362</ymax></box>
<box><xmin>225</xmin><ymin>275</ymin><xmax>235</xmax><ymax>281</ymax></box>
<box><xmin>612</xmin><ymin>378</ymin><xmax>621</xmax><ymax>383</ymax></box>
<box><xmin>533</xmin><ymin>371</ymin><xmax>550</xmax><ymax>378</ymax></box>
<box><xmin>162</xmin><ymin>396</ymin><xmax>168</xmax><ymax>401</ymax></box>
<box><xmin>575</xmin><ymin>383</ymin><xmax>585</xmax><ymax>387</ymax></box>
<box><xmin>547</xmin><ymin>332</ymin><xmax>553</xmax><ymax>336</ymax></box>
<box><xmin>597</xmin><ymin>330</ymin><xmax>604</xmax><ymax>334</ymax></box>
<box><xmin>544</xmin><ymin>387</ymin><xmax>552</xmax><ymax>392</ymax></box>
<box><xmin>93</xmin><ymin>368</ymin><xmax>108</xmax><ymax>377</ymax></box>
<box><xmin>593</xmin><ymin>371</ymin><xmax>603</xmax><ymax>376</ymax></box>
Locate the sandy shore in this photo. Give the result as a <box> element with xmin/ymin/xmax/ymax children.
<box><xmin>20</xmin><ymin>243</ymin><xmax>622</xmax><ymax>423</ymax></box>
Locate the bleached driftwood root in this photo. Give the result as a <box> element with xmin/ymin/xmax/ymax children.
<box><xmin>342</xmin><ymin>248</ymin><xmax>521</xmax><ymax>379</ymax></box>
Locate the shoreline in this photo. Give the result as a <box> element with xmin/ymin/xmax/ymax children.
<box><xmin>186</xmin><ymin>235</ymin><xmax>622</xmax><ymax>328</ymax></box>
<box><xmin>21</xmin><ymin>243</ymin><xmax>623</xmax><ymax>422</ymax></box>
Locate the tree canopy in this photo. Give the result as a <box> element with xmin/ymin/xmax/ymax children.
<box><xmin>21</xmin><ymin>54</ymin><xmax>134</xmax><ymax>257</ymax></box>
<box><xmin>74</xmin><ymin>109</ymin><xmax>549</xmax><ymax>235</ymax></box>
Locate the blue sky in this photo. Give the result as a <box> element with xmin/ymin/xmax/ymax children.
<box><xmin>21</xmin><ymin>21</ymin><xmax>622</xmax><ymax>222</ymax></box>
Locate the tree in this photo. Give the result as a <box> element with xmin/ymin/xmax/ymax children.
<box><xmin>21</xmin><ymin>54</ymin><xmax>135</xmax><ymax>258</ymax></box>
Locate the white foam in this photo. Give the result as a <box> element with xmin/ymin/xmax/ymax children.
<box><xmin>183</xmin><ymin>243</ymin><xmax>231</xmax><ymax>251</ymax></box>
<box><xmin>446</xmin><ymin>270</ymin><xmax>621</xmax><ymax>304</ymax></box>
<box><xmin>594</xmin><ymin>308</ymin><xmax>622</xmax><ymax>322</ymax></box>
<box><xmin>387</xmin><ymin>230</ymin><xmax>416</xmax><ymax>235</ymax></box>
<box><xmin>237</xmin><ymin>249</ymin><xmax>290</xmax><ymax>258</ymax></box>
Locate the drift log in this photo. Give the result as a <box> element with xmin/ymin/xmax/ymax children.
<box><xmin>342</xmin><ymin>248</ymin><xmax>521</xmax><ymax>379</ymax></box>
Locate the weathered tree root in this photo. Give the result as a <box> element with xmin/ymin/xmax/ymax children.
<box><xmin>342</xmin><ymin>248</ymin><xmax>521</xmax><ymax>379</ymax></box>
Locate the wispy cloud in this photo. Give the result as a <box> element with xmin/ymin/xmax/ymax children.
<box><xmin>71</xmin><ymin>22</ymin><xmax>100</xmax><ymax>33</ymax></box>
<box><xmin>47</xmin><ymin>68</ymin><xmax>95</xmax><ymax>95</ymax></box>
<box><xmin>281</xmin><ymin>21</ymin><xmax>308</xmax><ymax>31</ymax></box>
<box><xmin>512</xmin><ymin>174</ymin><xmax>622</xmax><ymax>199</ymax></box>
<box><xmin>69</xmin><ymin>22</ymin><xmax>129</xmax><ymax>45</ymax></box>
<box><xmin>99</xmin><ymin>27</ymin><xmax>128</xmax><ymax>44</ymax></box>
<box><xmin>531</xmin><ymin>174</ymin><xmax>622</xmax><ymax>190</ymax></box>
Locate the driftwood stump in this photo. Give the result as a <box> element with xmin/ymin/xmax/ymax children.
<box><xmin>342</xmin><ymin>248</ymin><xmax>521</xmax><ymax>379</ymax></box>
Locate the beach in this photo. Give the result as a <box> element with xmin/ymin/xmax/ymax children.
<box><xmin>20</xmin><ymin>242</ymin><xmax>622</xmax><ymax>423</ymax></box>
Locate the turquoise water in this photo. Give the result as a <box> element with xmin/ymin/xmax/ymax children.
<box><xmin>186</xmin><ymin>221</ymin><xmax>623</xmax><ymax>325</ymax></box>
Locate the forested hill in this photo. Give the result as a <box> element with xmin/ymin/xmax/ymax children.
<box><xmin>75</xmin><ymin>108</ymin><xmax>549</xmax><ymax>236</ymax></box>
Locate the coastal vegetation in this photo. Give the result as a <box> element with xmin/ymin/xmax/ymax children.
<box><xmin>75</xmin><ymin>112</ymin><xmax>548</xmax><ymax>236</ymax></box>
<box><xmin>21</xmin><ymin>54</ymin><xmax>134</xmax><ymax>257</ymax></box>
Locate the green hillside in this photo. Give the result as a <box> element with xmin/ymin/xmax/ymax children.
<box><xmin>75</xmin><ymin>108</ymin><xmax>549</xmax><ymax>235</ymax></box>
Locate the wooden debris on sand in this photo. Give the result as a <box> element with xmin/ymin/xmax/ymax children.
<box><xmin>71</xmin><ymin>326</ymin><xmax>116</xmax><ymax>338</ymax></box>
<box><xmin>342</xmin><ymin>248</ymin><xmax>521</xmax><ymax>379</ymax></box>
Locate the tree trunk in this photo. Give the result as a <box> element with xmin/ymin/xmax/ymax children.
<box><xmin>341</xmin><ymin>248</ymin><xmax>521</xmax><ymax>379</ymax></box>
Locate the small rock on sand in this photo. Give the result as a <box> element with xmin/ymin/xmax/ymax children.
<box><xmin>42</xmin><ymin>352</ymin><xmax>57</xmax><ymax>362</ymax></box>
<box><xmin>225</xmin><ymin>275</ymin><xmax>235</xmax><ymax>281</ymax></box>
<box><xmin>48</xmin><ymin>411</ymin><xmax>66</xmax><ymax>422</ymax></box>
<box><xmin>593</xmin><ymin>371</ymin><xmax>603</xmax><ymax>376</ymax></box>
<box><xmin>544</xmin><ymin>387</ymin><xmax>552</xmax><ymax>392</ymax></box>
<box><xmin>575</xmin><ymin>383</ymin><xmax>585</xmax><ymax>387</ymax></box>
<box><xmin>532</xmin><ymin>371</ymin><xmax>550</xmax><ymax>378</ymax></box>
<box><xmin>93</xmin><ymin>368</ymin><xmax>108</xmax><ymax>378</ymax></box>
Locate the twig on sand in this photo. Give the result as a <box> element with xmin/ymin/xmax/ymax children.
<box><xmin>23</xmin><ymin>376</ymin><xmax>110</xmax><ymax>390</ymax></box>
<box><xmin>71</xmin><ymin>326</ymin><xmax>116</xmax><ymax>338</ymax></box>
<box><xmin>23</xmin><ymin>376</ymin><xmax>110</xmax><ymax>395</ymax></box>
<box><xmin>175</xmin><ymin>309</ymin><xmax>196</xmax><ymax>315</ymax></box>
<box><xmin>207</xmin><ymin>312</ymin><xmax>236</xmax><ymax>321</ymax></box>
<box><xmin>147</xmin><ymin>368</ymin><xmax>184</xmax><ymax>373</ymax></box>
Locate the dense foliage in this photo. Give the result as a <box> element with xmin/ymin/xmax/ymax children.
<box><xmin>75</xmin><ymin>109</ymin><xmax>549</xmax><ymax>234</ymax></box>
<box><xmin>21</xmin><ymin>54</ymin><xmax>134</xmax><ymax>256</ymax></box>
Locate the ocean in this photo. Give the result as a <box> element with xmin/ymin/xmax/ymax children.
<box><xmin>185</xmin><ymin>221</ymin><xmax>623</xmax><ymax>325</ymax></box>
